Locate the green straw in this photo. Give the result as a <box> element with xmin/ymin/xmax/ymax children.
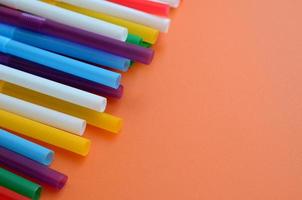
<box><xmin>126</xmin><ymin>34</ymin><xmax>143</xmax><ymax>45</ymax></box>
<box><xmin>0</xmin><ymin>168</ymin><xmax>41</xmax><ymax>200</ymax></box>
<box><xmin>126</xmin><ymin>34</ymin><xmax>152</xmax><ymax>48</ymax></box>
<box><xmin>139</xmin><ymin>41</ymin><xmax>152</xmax><ymax>48</ymax></box>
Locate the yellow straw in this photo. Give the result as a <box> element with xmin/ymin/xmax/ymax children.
<box><xmin>0</xmin><ymin>81</ymin><xmax>123</xmax><ymax>134</ymax></box>
<box><xmin>0</xmin><ymin>109</ymin><xmax>91</xmax><ymax>156</ymax></box>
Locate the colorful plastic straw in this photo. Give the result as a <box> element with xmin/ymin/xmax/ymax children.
<box><xmin>53</xmin><ymin>0</ymin><xmax>171</xmax><ymax>32</ymax></box>
<box><xmin>0</xmin><ymin>129</ymin><xmax>54</xmax><ymax>166</ymax></box>
<box><xmin>108</xmin><ymin>0</ymin><xmax>170</xmax><ymax>17</ymax></box>
<box><xmin>0</xmin><ymin>186</ymin><xmax>29</xmax><ymax>200</ymax></box>
<box><xmin>0</xmin><ymin>6</ymin><xmax>154</xmax><ymax>64</ymax></box>
<box><xmin>0</xmin><ymin>0</ymin><xmax>128</xmax><ymax>41</ymax></box>
<box><xmin>0</xmin><ymin>36</ymin><xmax>121</xmax><ymax>89</ymax></box>
<box><xmin>0</xmin><ymin>53</ymin><xmax>123</xmax><ymax>99</ymax></box>
<box><xmin>0</xmin><ymin>23</ymin><xmax>131</xmax><ymax>72</ymax></box>
<box><xmin>0</xmin><ymin>65</ymin><xmax>107</xmax><ymax>112</ymax></box>
<box><xmin>154</xmin><ymin>0</ymin><xmax>180</xmax><ymax>8</ymax></box>
<box><xmin>126</xmin><ymin>34</ymin><xmax>143</xmax><ymax>45</ymax></box>
<box><xmin>0</xmin><ymin>94</ymin><xmax>87</xmax><ymax>135</ymax></box>
<box><xmin>0</xmin><ymin>168</ymin><xmax>41</xmax><ymax>200</ymax></box>
<box><xmin>0</xmin><ymin>147</ymin><xmax>68</xmax><ymax>189</ymax></box>
<box><xmin>43</xmin><ymin>0</ymin><xmax>160</xmax><ymax>44</ymax></box>
<box><xmin>0</xmin><ymin>82</ymin><xmax>123</xmax><ymax>134</ymax></box>
<box><xmin>0</xmin><ymin>109</ymin><xmax>91</xmax><ymax>156</ymax></box>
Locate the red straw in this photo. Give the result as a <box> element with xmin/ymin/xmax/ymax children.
<box><xmin>0</xmin><ymin>186</ymin><xmax>29</xmax><ymax>200</ymax></box>
<box><xmin>108</xmin><ymin>0</ymin><xmax>170</xmax><ymax>17</ymax></box>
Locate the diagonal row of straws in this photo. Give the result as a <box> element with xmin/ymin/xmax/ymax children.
<box><xmin>0</xmin><ymin>0</ymin><xmax>180</xmax><ymax>199</ymax></box>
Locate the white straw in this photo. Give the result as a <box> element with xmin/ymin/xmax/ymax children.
<box><xmin>0</xmin><ymin>64</ymin><xmax>107</xmax><ymax>112</ymax></box>
<box><xmin>0</xmin><ymin>0</ymin><xmax>128</xmax><ymax>41</ymax></box>
<box><xmin>57</xmin><ymin>0</ymin><xmax>171</xmax><ymax>32</ymax></box>
<box><xmin>0</xmin><ymin>93</ymin><xmax>87</xmax><ymax>135</ymax></box>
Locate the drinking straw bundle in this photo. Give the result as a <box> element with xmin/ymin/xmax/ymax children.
<box><xmin>0</xmin><ymin>0</ymin><xmax>181</xmax><ymax>199</ymax></box>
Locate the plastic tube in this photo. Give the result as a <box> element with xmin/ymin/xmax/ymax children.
<box><xmin>0</xmin><ymin>23</ymin><xmax>130</xmax><ymax>72</ymax></box>
<box><xmin>0</xmin><ymin>0</ymin><xmax>128</xmax><ymax>41</ymax></box>
<box><xmin>0</xmin><ymin>53</ymin><xmax>123</xmax><ymax>99</ymax></box>
<box><xmin>0</xmin><ymin>147</ymin><xmax>68</xmax><ymax>189</ymax></box>
<box><xmin>0</xmin><ymin>82</ymin><xmax>123</xmax><ymax>134</ymax></box>
<box><xmin>140</xmin><ymin>41</ymin><xmax>152</xmax><ymax>48</ymax></box>
<box><xmin>108</xmin><ymin>0</ymin><xmax>170</xmax><ymax>17</ymax></box>
<box><xmin>43</xmin><ymin>0</ymin><xmax>159</xmax><ymax>44</ymax></box>
<box><xmin>0</xmin><ymin>168</ymin><xmax>41</xmax><ymax>200</ymax></box>
<box><xmin>0</xmin><ymin>6</ymin><xmax>154</xmax><ymax>64</ymax></box>
<box><xmin>0</xmin><ymin>186</ymin><xmax>29</xmax><ymax>200</ymax></box>
<box><xmin>125</xmin><ymin>34</ymin><xmax>152</xmax><ymax>48</ymax></box>
<box><xmin>0</xmin><ymin>36</ymin><xmax>121</xmax><ymax>89</ymax></box>
<box><xmin>153</xmin><ymin>0</ymin><xmax>180</xmax><ymax>8</ymax></box>
<box><xmin>0</xmin><ymin>109</ymin><xmax>91</xmax><ymax>156</ymax></box>
<box><xmin>0</xmin><ymin>65</ymin><xmax>107</xmax><ymax>112</ymax></box>
<box><xmin>0</xmin><ymin>129</ymin><xmax>54</xmax><ymax>166</ymax></box>
<box><xmin>54</xmin><ymin>0</ymin><xmax>171</xmax><ymax>32</ymax></box>
<box><xmin>0</xmin><ymin>94</ymin><xmax>87</xmax><ymax>135</ymax></box>
<box><xmin>126</xmin><ymin>34</ymin><xmax>143</xmax><ymax>45</ymax></box>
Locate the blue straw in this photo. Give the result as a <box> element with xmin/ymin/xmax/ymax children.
<box><xmin>0</xmin><ymin>129</ymin><xmax>54</xmax><ymax>166</ymax></box>
<box><xmin>0</xmin><ymin>23</ymin><xmax>130</xmax><ymax>72</ymax></box>
<box><xmin>0</xmin><ymin>36</ymin><xmax>121</xmax><ymax>89</ymax></box>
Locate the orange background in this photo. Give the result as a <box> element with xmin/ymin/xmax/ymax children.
<box><xmin>43</xmin><ymin>0</ymin><xmax>302</xmax><ymax>199</ymax></box>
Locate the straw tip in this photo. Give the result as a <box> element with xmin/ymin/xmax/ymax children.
<box><xmin>144</xmin><ymin>48</ymin><xmax>155</xmax><ymax>65</ymax></box>
<box><xmin>79</xmin><ymin>140</ymin><xmax>91</xmax><ymax>157</ymax></box>
<box><xmin>56</xmin><ymin>175</ymin><xmax>68</xmax><ymax>190</ymax></box>
<box><xmin>43</xmin><ymin>151</ymin><xmax>55</xmax><ymax>166</ymax></box>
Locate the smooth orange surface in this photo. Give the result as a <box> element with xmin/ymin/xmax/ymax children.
<box><xmin>42</xmin><ymin>1</ymin><xmax>302</xmax><ymax>199</ymax></box>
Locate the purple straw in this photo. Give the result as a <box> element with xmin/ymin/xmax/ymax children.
<box><xmin>0</xmin><ymin>146</ymin><xmax>68</xmax><ymax>189</ymax></box>
<box><xmin>0</xmin><ymin>6</ymin><xmax>154</xmax><ymax>64</ymax></box>
<box><xmin>0</xmin><ymin>53</ymin><xmax>123</xmax><ymax>99</ymax></box>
